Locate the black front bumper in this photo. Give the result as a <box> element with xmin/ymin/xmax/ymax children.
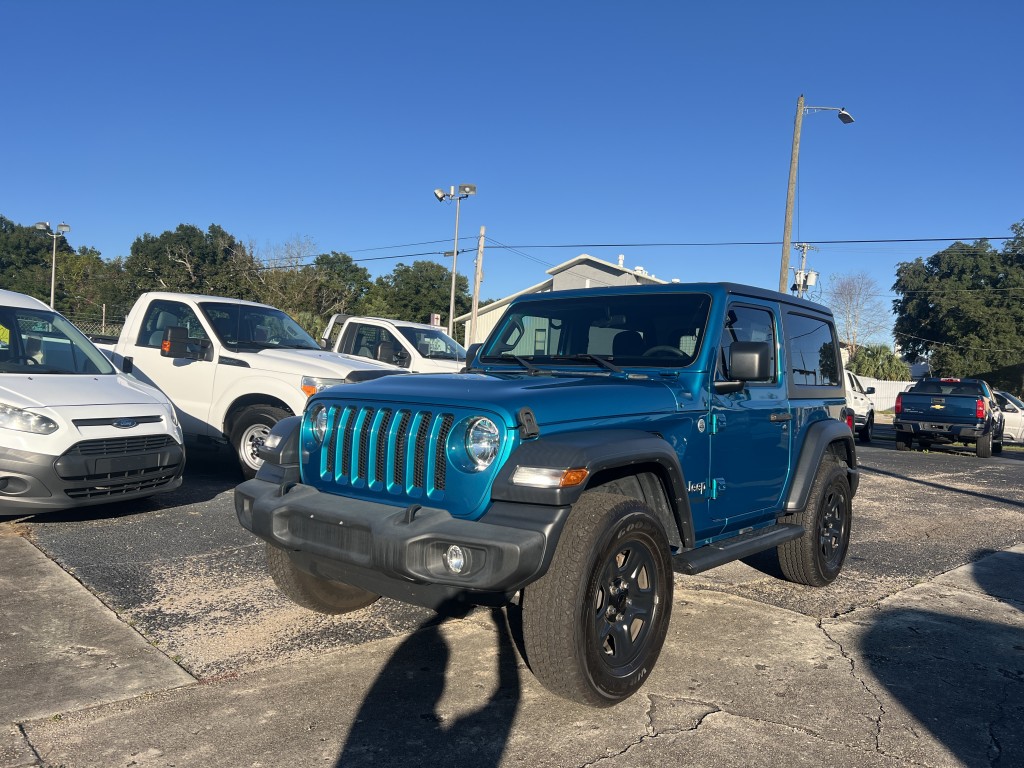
<box><xmin>235</xmin><ymin>478</ymin><xmax>569</xmax><ymax>610</ymax></box>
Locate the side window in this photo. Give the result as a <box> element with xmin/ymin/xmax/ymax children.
<box><xmin>718</xmin><ymin>305</ymin><xmax>776</xmax><ymax>382</ymax></box>
<box><xmin>137</xmin><ymin>300</ymin><xmax>206</xmax><ymax>348</ymax></box>
<box><xmin>785</xmin><ymin>312</ymin><xmax>841</xmax><ymax>388</ymax></box>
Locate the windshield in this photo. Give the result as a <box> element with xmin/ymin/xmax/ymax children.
<box><xmin>478</xmin><ymin>292</ymin><xmax>712</xmax><ymax>369</ymax></box>
<box><xmin>199</xmin><ymin>302</ymin><xmax>320</xmax><ymax>351</ymax></box>
<box><xmin>0</xmin><ymin>307</ymin><xmax>115</xmax><ymax>375</ymax></box>
<box><xmin>396</xmin><ymin>326</ymin><xmax>466</xmax><ymax>361</ymax></box>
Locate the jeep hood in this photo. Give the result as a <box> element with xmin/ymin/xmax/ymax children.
<box><xmin>0</xmin><ymin>373</ymin><xmax>171</xmax><ymax>409</ymax></box>
<box><xmin>335</xmin><ymin>372</ymin><xmax>693</xmax><ymax>427</ymax></box>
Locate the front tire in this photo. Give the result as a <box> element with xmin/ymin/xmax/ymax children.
<box><xmin>265</xmin><ymin>544</ymin><xmax>380</xmax><ymax>614</ymax></box>
<box><xmin>231</xmin><ymin>405</ymin><xmax>290</xmax><ymax>479</ymax></box>
<box><xmin>520</xmin><ymin>493</ymin><xmax>673</xmax><ymax>706</ymax></box>
<box><xmin>778</xmin><ymin>453</ymin><xmax>852</xmax><ymax>587</ymax></box>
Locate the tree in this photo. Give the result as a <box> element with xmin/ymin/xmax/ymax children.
<box><xmin>847</xmin><ymin>343</ymin><xmax>911</xmax><ymax>380</ymax></box>
<box><xmin>122</xmin><ymin>224</ymin><xmax>256</xmax><ymax>297</ymax></box>
<box><xmin>0</xmin><ymin>215</ymin><xmax>75</xmax><ymax>301</ymax></box>
<box><xmin>364</xmin><ymin>260</ymin><xmax>470</xmax><ymax>329</ymax></box>
<box><xmin>822</xmin><ymin>272</ymin><xmax>891</xmax><ymax>357</ymax></box>
<box><xmin>892</xmin><ymin>227</ymin><xmax>1024</xmax><ymax>378</ymax></box>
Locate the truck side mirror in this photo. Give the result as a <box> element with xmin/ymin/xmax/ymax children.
<box><xmin>393</xmin><ymin>347</ymin><xmax>412</xmax><ymax>368</ymax></box>
<box><xmin>160</xmin><ymin>326</ymin><xmax>191</xmax><ymax>358</ymax></box>
<box><xmin>464</xmin><ymin>343</ymin><xmax>482</xmax><ymax>370</ymax></box>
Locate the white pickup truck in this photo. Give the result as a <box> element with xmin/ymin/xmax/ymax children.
<box><xmin>1</xmin><ymin>289</ymin><xmax>184</xmax><ymax>512</ymax></box>
<box><xmin>95</xmin><ymin>292</ymin><xmax>401</xmax><ymax>477</ymax></box>
<box><xmin>321</xmin><ymin>314</ymin><xmax>465</xmax><ymax>373</ymax></box>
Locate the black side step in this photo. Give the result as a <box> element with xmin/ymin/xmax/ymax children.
<box><xmin>674</xmin><ymin>523</ymin><xmax>805</xmax><ymax>575</ymax></box>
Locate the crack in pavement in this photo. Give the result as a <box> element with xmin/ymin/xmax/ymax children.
<box><xmin>818</xmin><ymin>617</ymin><xmax>887</xmax><ymax>755</ymax></box>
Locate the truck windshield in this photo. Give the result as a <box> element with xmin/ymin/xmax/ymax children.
<box><xmin>0</xmin><ymin>307</ymin><xmax>115</xmax><ymax>375</ymax></box>
<box><xmin>396</xmin><ymin>326</ymin><xmax>466</xmax><ymax>361</ymax></box>
<box><xmin>478</xmin><ymin>292</ymin><xmax>712</xmax><ymax>369</ymax></box>
<box><xmin>199</xmin><ymin>302</ymin><xmax>320</xmax><ymax>351</ymax></box>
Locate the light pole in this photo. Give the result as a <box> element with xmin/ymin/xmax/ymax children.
<box><xmin>779</xmin><ymin>95</ymin><xmax>854</xmax><ymax>293</ymax></box>
<box><xmin>35</xmin><ymin>221</ymin><xmax>72</xmax><ymax>309</ymax></box>
<box><xmin>433</xmin><ymin>184</ymin><xmax>476</xmax><ymax>337</ymax></box>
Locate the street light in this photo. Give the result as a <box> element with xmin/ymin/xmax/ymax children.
<box><xmin>779</xmin><ymin>95</ymin><xmax>854</xmax><ymax>293</ymax></box>
<box><xmin>35</xmin><ymin>221</ymin><xmax>72</xmax><ymax>309</ymax></box>
<box><xmin>433</xmin><ymin>184</ymin><xmax>476</xmax><ymax>337</ymax></box>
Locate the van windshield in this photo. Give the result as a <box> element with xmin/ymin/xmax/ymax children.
<box><xmin>0</xmin><ymin>308</ymin><xmax>115</xmax><ymax>375</ymax></box>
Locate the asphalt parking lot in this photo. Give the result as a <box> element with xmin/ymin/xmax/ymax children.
<box><xmin>2</xmin><ymin>426</ymin><xmax>1023</xmax><ymax>767</ymax></box>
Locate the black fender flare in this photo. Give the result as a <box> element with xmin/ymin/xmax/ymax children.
<box><xmin>784</xmin><ymin>419</ymin><xmax>859</xmax><ymax>513</ymax></box>
<box><xmin>490</xmin><ymin>429</ymin><xmax>694</xmax><ymax>548</ymax></box>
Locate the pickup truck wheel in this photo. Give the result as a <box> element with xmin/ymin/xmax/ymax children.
<box><xmin>232</xmin><ymin>406</ymin><xmax>290</xmax><ymax>479</ymax></box>
<box><xmin>265</xmin><ymin>544</ymin><xmax>379</xmax><ymax>614</ymax></box>
<box><xmin>778</xmin><ymin>453</ymin><xmax>851</xmax><ymax>587</ymax></box>
<box><xmin>858</xmin><ymin>414</ymin><xmax>873</xmax><ymax>443</ymax></box>
<box><xmin>895</xmin><ymin>431</ymin><xmax>913</xmax><ymax>451</ymax></box>
<box><xmin>976</xmin><ymin>433</ymin><xmax>993</xmax><ymax>458</ymax></box>
<box><xmin>520</xmin><ymin>493</ymin><xmax>673</xmax><ymax>706</ymax></box>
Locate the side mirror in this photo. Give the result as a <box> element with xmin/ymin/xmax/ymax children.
<box><xmin>121</xmin><ymin>355</ymin><xmax>134</xmax><ymax>374</ymax></box>
<box><xmin>394</xmin><ymin>347</ymin><xmax>412</xmax><ymax>368</ymax></box>
<box><xmin>160</xmin><ymin>326</ymin><xmax>191</xmax><ymax>358</ymax></box>
<box><xmin>714</xmin><ymin>341</ymin><xmax>771</xmax><ymax>394</ymax></box>
<box><xmin>464</xmin><ymin>343</ymin><xmax>482</xmax><ymax>370</ymax></box>
<box><xmin>865</xmin><ymin>386</ymin><xmax>876</xmax><ymax>395</ymax></box>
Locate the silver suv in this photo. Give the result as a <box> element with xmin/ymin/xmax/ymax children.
<box><xmin>845</xmin><ymin>369</ymin><xmax>875</xmax><ymax>443</ymax></box>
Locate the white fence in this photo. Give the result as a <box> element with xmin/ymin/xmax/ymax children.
<box><xmin>857</xmin><ymin>375</ymin><xmax>915</xmax><ymax>412</ymax></box>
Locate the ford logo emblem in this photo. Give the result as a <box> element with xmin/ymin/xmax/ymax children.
<box><xmin>112</xmin><ymin>418</ymin><xmax>139</xmax><ymax>429</ymax></box>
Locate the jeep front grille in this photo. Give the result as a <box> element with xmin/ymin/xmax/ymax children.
<box><xmin>322</xmin><ymin>405</ymin><xmax>455</xmax><ymax>492</ymax></box>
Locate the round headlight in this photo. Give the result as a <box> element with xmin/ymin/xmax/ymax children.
<box><xmin>311</xmin><ymin>405</ymin><xmax>328</xmax><ymax>444</ymax></box>
<box><xmin>465</xmin><ymin>417</ymin><xmax>499</xmax><ymax>469</ymax></box>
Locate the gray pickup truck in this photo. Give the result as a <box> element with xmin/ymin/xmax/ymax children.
<box><xmin>894</xmin><ymin>377</ymin><xmax>1004</xmax><ymax>457</ymax></box>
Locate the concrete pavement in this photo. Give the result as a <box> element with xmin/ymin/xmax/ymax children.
<box><xmin>2</xmin><ymin>534</ymin><xmax>1022</xmax><ymax>767</ymax></box>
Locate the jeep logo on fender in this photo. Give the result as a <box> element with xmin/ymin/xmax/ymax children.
<box><xmin>111</xmin><ymin>418</ymin><xmax>139</xmax><ymax>429</ymax></box>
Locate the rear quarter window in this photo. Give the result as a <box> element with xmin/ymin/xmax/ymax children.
<box><xmin>784</xmin><ymin>311</ymin><xmax>842</xmax><ymax>399</ymax></box>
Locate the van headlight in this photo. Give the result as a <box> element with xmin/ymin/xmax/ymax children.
<box><xmin>465</xmin><ymin>417</ymin><xmax>499</xmax><ymax>469</ymax></box>
<box><xmin>0</xmin><ymin>402</ymin><xmax>59</xmax><ymax>435</ymax></box>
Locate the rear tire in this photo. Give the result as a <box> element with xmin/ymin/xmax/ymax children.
<box><xmin>976</xmin><ymin>433</ymin><xmax>993</xmax><ymax>458</ymax></box>
<box><xmin>521</xmin><ymin>493</ymin><xmax>673</xmax><ymax>706</ymax></box>
<box><xmin>778</xmin><ymin>453</ymin><xmax>852</xmax><ymax>587</ymax></box>
<box><xmin>858</xmin><ymin>414</ymin><xmax>873</xmax><ymax>443</ymax></box>
<box><xmin>895</xmin><ymin>431</ymin><xmax>913</xmax><ymax>451</ymax></box>
<box><xmin>231</xmin><ymin>405</ymin><xmax>290</xmax><ymax>479</ymax></box>
<box><xmin>265</xmin><ymin>544</ymin><xmax>379</xmax><ymax>614</ymax></box>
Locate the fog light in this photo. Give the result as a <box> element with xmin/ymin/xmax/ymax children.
<box><xmin>443</xmin><ymin>544</ymin><xmax>466</xmax><ymax>574</ymax></box>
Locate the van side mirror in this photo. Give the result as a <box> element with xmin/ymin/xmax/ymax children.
<box><xmin>866</xmin><ymin>386</ymin><xmax>876</xmax><ymax>395</ymax></box>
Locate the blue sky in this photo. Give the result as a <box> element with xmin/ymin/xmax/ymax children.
<box><xmin>4</xmin><ymin>1</ymin><xmax>1022</xmax><ymax>315</ymax></box>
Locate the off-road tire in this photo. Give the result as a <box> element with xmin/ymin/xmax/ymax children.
<box><xmin>778</xmin><ymin>453</ymin><xmax>851</xmax><ymax>587</ymax></box>
<box><xmin>976</xmin><ymin>432</ymin><xmax>993</xmax><ymax>458</ymax></box>
<box><xmin>895</xmin><ymin>431</ymin><xmax>913</xmax><ymax>451</ymax></box>
<box><xmin>231</xmin><ymin>405</ymin><xmax>290</xmax><ymax>479</ymax></box>
<box><xmin>265</xmin><ymin>544</ymin><xmax>380</xmax><ymax>614</ymax></box>
<box><xmin>520</xmin><ymin>493</ymin><xmax>673</xmax><ymax>706</ymax></box>
<box><xmin>858</xmin><ymin>415</ymin><xmax>873</xmax><ymax>444</ymax></box>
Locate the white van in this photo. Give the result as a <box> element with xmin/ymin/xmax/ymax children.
<box><xmin>0</xmin><ymin>289</ymin><xmax>184</xmax><ymax>513</ymax></box>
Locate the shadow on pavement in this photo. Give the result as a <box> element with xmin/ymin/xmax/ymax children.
<box><xmin>335</xmin><ymin>606</ymin><xmax>521</xmax><ymax>767</ymax></box>
<box><xmin>860</xmin><ymin>550</ymin><xmax>1024</xmax><ymax>766</ymax></box>
<box><xmin>860</xmin><ymin>464</ymin><xmax>1024</xmax><ymax>511</ymax></box>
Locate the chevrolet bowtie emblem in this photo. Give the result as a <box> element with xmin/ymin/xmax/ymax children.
<box><xmin>929</xmin><ymin>404</ymin><xmax>945</xmax><ymax>410</ymax></box>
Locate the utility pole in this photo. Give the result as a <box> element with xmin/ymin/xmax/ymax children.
<box><xmin>469</xmin><ymin>226</ymin><xmax>485</xmax><ymax>345</ymax></box>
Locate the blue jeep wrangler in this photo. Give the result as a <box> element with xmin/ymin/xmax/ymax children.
<box><xmin>235</xmin><ymin>282</ymin><xmax>857</xmax><ymax>706</ymax></box>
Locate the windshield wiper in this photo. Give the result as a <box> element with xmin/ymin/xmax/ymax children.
<box><xmin>552</xmin><ymin>354</ymin><xmax>624</xmax><ymax>373</ymax></box>
<box><xmin>499</xmin><ymin>354</ymin><xmax>542</xmax><ymax>375</ymax></box>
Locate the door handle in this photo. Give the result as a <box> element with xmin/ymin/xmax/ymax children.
<box><xmin>769</xmin><ymin>412</ymin><xmax>792</xmax><ymax>423</ymax></box>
